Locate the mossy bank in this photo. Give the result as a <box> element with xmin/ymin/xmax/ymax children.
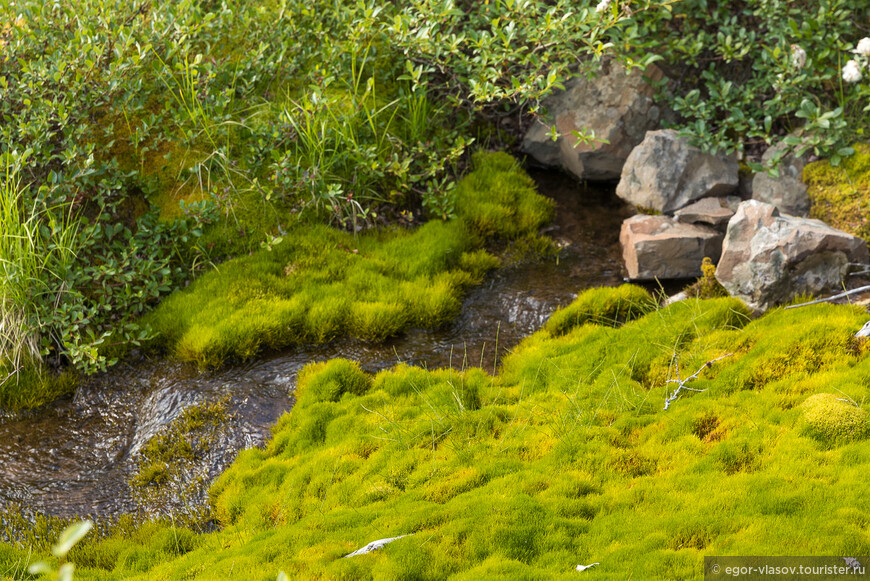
<box><xmin>142</xmin><ymin>151</ymin><xmax>554</xmax><ymax>368</ymax></box>
<box><xmin>805</xmin><ymin>143</ymin><xmax>870</xmax><ymax>242</ymax></box>
<box><xmin>9</xmin><ymin>286</ymin><xmax>870</xmax><ymax>579</ymax></box>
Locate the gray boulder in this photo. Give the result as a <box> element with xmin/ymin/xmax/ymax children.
<box><xmin>752</xmin><ymin>141</ymin><xmax>812</xmax><ymax>216</ymax></box>
<box><xmin>620</xmin><ymin>214</ymin><xmax>723</xmax><ymax>280</ymax></box>
<box><xmin>716</xmin><ymin>200</ymin><xmax>869</xmax><ymax>311</ymax></box>
<box><xmin>522</xmin><ymin>61</ymin><xmax>665</xmax><ymax>181</ymax></box>
<box><xmin>616</xmin><ymin>129</ymin><xmax>739</xmax><ymax>213</ymax></box>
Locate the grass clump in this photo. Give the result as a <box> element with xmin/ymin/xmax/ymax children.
<box><xmin>544</xmin><ymin>284</ymin><xmax>657</xmax><ymax>336</ymax></box>
<box><xmin>296</xmin><ymin>359</ymin><xmax>371</xmax><ymax>405</ymax></box>
<box><xmin>143</xmin><ymin>152</ymin><xmax>551</xmax><ymax>367</ymax></box>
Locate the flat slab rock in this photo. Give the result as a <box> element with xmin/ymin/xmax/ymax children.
<box><xmin>616</xmin><ymin>129</ymin><xmax>739</xmax><ymax>214</ymax></box>
<box><xmin>620</xmin><ymin>214</ymin><xmax>723</xmax><ymax>280</ymax></box>
<box><xmin>716</xmin><ymin>200</ymin><xmax>869</xmax><ymax>311</ymax></box>
<box><xmin>674</xmin><ymin>196</ymin><xmax>741</xmax><ymax>230</ymax></box>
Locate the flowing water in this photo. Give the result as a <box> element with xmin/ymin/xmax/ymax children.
<box><xmin>0</xmin><ymin>169</ymin><xmax>641</xmax><ymax>520</ymax></box>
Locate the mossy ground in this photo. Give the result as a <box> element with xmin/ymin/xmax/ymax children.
<box><xmin>142</xmin><ymin>152</ymin><xmax>553</xmax><ymax>368</ymax></box>
<box><xmin>805</xmin><ymin>143</ymin><xmax>870</xmax><ymax>241</ymax></box>
<box><xmin>0</xmin><ymin>367</ymin><xmax>78</xmax><ymax>411</ymax></box>
<box><xmin>9</xmin><ymin>287</ymin><xmax>870</xmax><ymax>579</ymax></box>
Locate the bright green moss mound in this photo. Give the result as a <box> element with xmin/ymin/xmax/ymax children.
<box><xmin>143</xmin><ymin>152</ymin><xmax>548</xmax><ymax>367</ymax></box>
<box><xmin>455</xmin><ymin>151</ymin><xmax>555</xmax><ymax>239</ymax></box>
<box><xmin>805</xmin><ymin>143</ymin><xmax>870</xmax><ymax>241</ymax></box>
<box><xmin>543</xmin><ymin>284</ymin><xmax>657</xmax><ymax>336</ymax></box>
<box><xmin>801</xmin><ymin>393</ymin><xmax>868</xmax><ymax>447</ymax></box>
<box><xmin>26</xmin><ymin>293</ymin><xmax>870</xmax><ymax>580</ymax></box>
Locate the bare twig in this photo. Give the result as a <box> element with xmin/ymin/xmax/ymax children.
<box><xmin>783</xmin><ymin>285</ymin><xmax>870</xmax><ymax>310</ymax></box>
<box><xmin>663</xmin><ymin>353</ymin><xmax>733</xmax><ymax>410</ymax></box>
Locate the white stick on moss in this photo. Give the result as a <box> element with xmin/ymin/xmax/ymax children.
<box><xmin>784</xmin><ymin>285</ymin><xmax>870</xmax><ymax>310</ymax></box>
<box><xmin>663</xmin><ymin>354</ymin><xmax>733</xmax><ymax>410</ymax></box>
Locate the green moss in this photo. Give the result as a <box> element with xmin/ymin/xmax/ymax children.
<box><xmin>296</xmin><ymin>359</ymin><xmax>371</xmax><ymax>405</ymax></box>
<box><xmin>801</xmin><ymin>393</ymin><xmax>868</xmax><ymax>447</ymax></box>
<box><xmin>143</xmin><ymin>152</ymin><xmax>547</xmax><ymax>367</ymax></box>
<box><xmin>0</xmin><ymin>364</ymin><xmax>78</xmax><ymax>411</ymax></box>
<box><xmin>14</xmin><ymin>298</ymin><xmax>870</xmax><ymax>579</ymax></box>
<box><xmin>455</xmin><ymin>151</ymin><xmax>555</xmax><ymax>239</ymax></box>
<box><xmin>544</xmin><ymin>284</ymin><xmax>657</xmax><ymax>336</ymax></box>
<box><xmin>129</xmin><ymin>400</ymin><xmax>229</xmax><ymax>522</ymax></box>
<box><xmin>805</xmin><ymin>143</ymin><xmax>870</xmax><ymax>242</ymax></box>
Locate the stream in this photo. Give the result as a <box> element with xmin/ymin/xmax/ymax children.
<box><xmin>0</xmin><ymin>169</ymin><xmax>647</xmax><ymax>522</ymax></box>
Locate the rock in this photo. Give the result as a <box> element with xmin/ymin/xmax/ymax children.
<box><xmin>521</xmin><ymin>61</ymin><xmax>665</xmax><ymax>181</ymax></box>
<box><xmin>752</xmin><ymin>140</ymin><xmax>812</xmax><ymax>216</ymax></box>
<box><xmin>664</xmin><ymin>291</ymin><xmax>689</xmax><ymax>306</ymax></box>
<box><xmin>716</xmin><ymin>201</ymin><xmax>869</xmax><ymax>311</ymax></box>
<box><xmin>674</xmin><ymin>196</ymin><xmax>741</xmax><ymax>231</ymax></box>
<box><xmin>620</xmin><ymin>214</ymin><xmax>723</xmax><ymax>280</ymax></box>
<box><xmin>616</xmin><ymin>129</ymin><xmax>739</xmax><ymax>213</ymax></box>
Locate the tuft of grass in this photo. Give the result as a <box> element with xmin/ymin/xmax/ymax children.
<box><xmin>0</xmin><ymin>153</ymin><xmax>78</xmax><ymax>386</ymax></box>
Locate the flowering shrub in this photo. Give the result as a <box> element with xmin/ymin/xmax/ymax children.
<box><xmin>843</xmin><ymin>37</ymin><xmax>870</xmax><ymax>98</ymax></box>
<box><xmin>621</xmin><ymin>0</ymin><xmax>869</xmax><ymax>163</ymax></box>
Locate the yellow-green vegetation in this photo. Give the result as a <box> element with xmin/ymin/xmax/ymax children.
<box><xmin>143</xmin><ymin>152</ymin><xmax>553</xmax><ymax>367</ymax></box>
<box><xmin>543</xmin><ymin>284</ymin><xmax>657</xmax><ymax>335</ymax></box>
<box><xmin>800</xmin><ymin>393</ymin><xmax>868</xmax><ymax>448</ymax></box>
<box><xmin>805</xmin><ymin>143</ymin><xmax>870</xmax><ymax>240</ymax></box>
<box><xmin>131</xmin><ymin>400</ymin><xmax>229</xmax><ymax>489</ymax></box>
<box><xmin>12</xmin><ymin>287</ymin><xmax>870</xmax><ymax>579</ymax></box>
<box><xmin>682</xmin><ymin>257</ymin><xmax>729</xmax><ymax>300</ymax></box>
<box><xmin>0</xmin><ymin>367</ymin><xmax>77</xmax><ymax>411</ymax></box>
<box><xmin>129</xmin><ymin>400</ymin><xmax>230</xmax><ymax>527</ymax></box>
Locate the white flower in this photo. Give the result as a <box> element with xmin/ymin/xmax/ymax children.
<box><xmin>854</xmin><ymin>37</ymin><xmax>870</xmax><ymax>57</ymax></box>
<box><xmin>790</xmin><ymin>44</ymin><xmax>806</xmax><ymax>70</ymax></box>
<box><xmin>595</xmin><ymin>0</ymin><xmax>612</xmax><ymax>13</ymax></box>
<box><xmin>843</xmin><ymin>59</ymin><xmax>863</xmax><ymax>83</ymax></box>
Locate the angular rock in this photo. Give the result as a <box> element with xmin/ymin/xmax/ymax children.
<box><xmin>620</xmin><ymin>214</ymin><xmax>723</xmax><ymax>280</ymax></box>
<box><xmin>522</xmin><ymin>61</ymin><xmax>665</xmax><ymax>181</ymax></box>
<box><xmin>616</xmin><ymin>129</ymin><xmax>739</xmax><ymax>213</ymax></box>
<box><xmin>674</xmin><ymin>196</ymin><xmax>741</xmax><ymax>231</ymax></box>
<box><xmin>752</xmin><ymin>140</ymin><xmax>812</xmax><ymax>216</ymax></box>
<box><xmin>716</xmin><ymin>200</ymin><xmax>869</xmax><ymax>311</ymax></box>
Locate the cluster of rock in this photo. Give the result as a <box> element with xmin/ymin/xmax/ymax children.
<box><xmin>522</xmin><ymin>62</ymin><xmax>869</xmax><ymax>311</ymax></box>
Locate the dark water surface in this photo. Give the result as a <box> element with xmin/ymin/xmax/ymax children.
<box><xmin>0</xmin><ymin>169</ymin><xmax>635</xmax><ymax>519</ymax></box>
